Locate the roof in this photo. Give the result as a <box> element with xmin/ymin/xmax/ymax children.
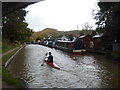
<box><xmin>56</xmin><ymin>40</ymin><xmax>74</xmax><ymax>43</ymax></box>
<box><xmin>93</xmin><ymin>33</ymin><xmax>103</xmax><ymax>38</ymax></box>
<box><xmin>57</xmin><ymin>35</ymin><xmax>66</xmax><ymax>38</ymax></box>
<box><xmin>79</xmin><ymin>35</ymin><xmax>86</xmax><ymax>39</ymax></box>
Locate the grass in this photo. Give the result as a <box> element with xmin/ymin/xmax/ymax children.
<box><xmin>0</xmin><ymin>59</ymin><xmax>1</xmax><ymax>77</ymax></box>
<box><xmin>2</xmin><ymin>47</ymin><xmax>24</xmax><ymax>88</ymax></box>
<box><xmin>1</xmin><ymin>40</ymin><xmax>26</xmax><ymax>87</ymax></box>
<box><xmin>2</xmin><ymin>48</ymin><xmax>20</xmax><ymax>65</ymax></box>
<box><xmin>2</xmin><ymin>43</ymin><xmax>19</xmax><ymax>54</ymax></box>
<box><xmin>2</xmin><ymin>46</ymin><xmax>17</xmax><ymax>54</ymax></box>
<box><xmin>2</xmin><ymin>66</ymin><xmax>22</xmax><ymax>88</ymax></box>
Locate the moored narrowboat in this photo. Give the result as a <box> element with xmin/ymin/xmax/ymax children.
<box><xmin>55</xmin><ymin>38</ymin><xmax>86</xmax><ymax>54</ymax></box>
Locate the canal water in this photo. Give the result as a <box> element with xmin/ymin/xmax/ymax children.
<box><xmin>8</xmin><ymin>44</ymin><xmax>119</xmax><ymax>88</ymax></box>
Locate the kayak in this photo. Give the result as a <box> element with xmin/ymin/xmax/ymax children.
<box><xmin>44</xmin><ymin>60</ymin><xmax>60</xmax><ymax>69</ymax></box>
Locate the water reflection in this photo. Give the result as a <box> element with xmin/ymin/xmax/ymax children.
<box><xmin>8</xmin><ymin>44</ymin><xmax>119</xmax><ymax>88</ymax></box>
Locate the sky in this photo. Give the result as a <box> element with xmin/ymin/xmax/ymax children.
<box><xmin>25</xmin><ymin>0</ymin><xmax>99</xmax><ymax>32</ymax></box>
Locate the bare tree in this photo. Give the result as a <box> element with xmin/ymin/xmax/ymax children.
<box><xmin>82</xmin><ymin>22</ymin><xmax>93</xmax><ymax>30</ymax></box>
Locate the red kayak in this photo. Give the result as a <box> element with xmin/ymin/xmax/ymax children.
<box><xmin>44</xmin><ymin>60</ymin><xmax>60</xmax><ymax>69</ymax></box>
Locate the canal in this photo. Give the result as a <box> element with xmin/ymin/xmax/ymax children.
<box><xmin>8</xmin><ymin>44</ymin><xmax>119</xmax><ymax>88</ymax></box>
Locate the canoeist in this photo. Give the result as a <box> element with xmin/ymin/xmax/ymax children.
<box><xmin>47</xmin><ymin>52</ymin><xmax>53</xmax><ymax>63</ymax></box>
<box><xmin>45</xmin><ymin>53</ymin><xmax>48</xmax><ymax>61</ymax></box>
<box><xmin>44</xmin><ymin>52</ymin><xmax>60</xmax><ymax>69</ymax></box>
<box><xmin>41</xmin><ymin>53</ymin><xmax>48</xmax><ymax>66</ymax></box>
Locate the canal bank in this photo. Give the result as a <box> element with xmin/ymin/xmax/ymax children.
<box><xmin>2</xmin><ymin>45</ymin><xmax>27</xmax><ymax>88</ymax></box>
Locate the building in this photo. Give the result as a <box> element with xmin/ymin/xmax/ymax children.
<box><xmin>79</xmin><ymin>35</ymin><xmax>93</xmax><ymax>48</ymax></box>
<box><xmin>92</xmin><ymin>33</ymin><xmax>114</xmax><ymax>50</ymax></box>
<box><xmin>56</xmin><ymin>35</ymin><xmax>68</xmax><ymax>41</ymax></box>
<box><xmin>92</xmin><ymin>33</ymin><xmax>103</xmax><ymax>49</ymax></box>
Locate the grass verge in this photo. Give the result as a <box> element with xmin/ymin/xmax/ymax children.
<box><xmin>2</xmin><ymin>66</ymin><xmax>22</xmax><ymax>88</ymax></box>
<box><xmin>2</xmin><ymin>43</ymin><xmax>19</xmax><ymax>54</ymax></box>
<box><xmin>2</xmin><ymin>48</ymin><xmax>20</xmax><ymax>65</ymax></box>
<box><xmin>2</xmin><ymin>47</ymin><xmax>24</xmax><ymax>88</ymax></box>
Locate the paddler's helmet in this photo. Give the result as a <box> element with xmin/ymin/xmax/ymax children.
<box><xmin>49</xmin><ymin>52</ymin><xmax>51</xmax><ymax>55</ymax></box>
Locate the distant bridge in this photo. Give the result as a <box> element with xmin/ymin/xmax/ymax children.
<box><xmin>2</xmin><ymin>1</ymin><xmax>44</xmax><ymax>16</ymax></box>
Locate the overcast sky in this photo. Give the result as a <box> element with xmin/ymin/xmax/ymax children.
<box><xmin>25</xmin><ymin>0</ymin><xmax>99</xmax><ymax>32</ymax></box>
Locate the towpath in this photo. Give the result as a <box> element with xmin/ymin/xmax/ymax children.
<box><xmin>0</xmin><ymin>47</ymin><xmax>19</xmax><ymax>59</ymax></box>
<box><xmin>0</xmin><ymin>47</ymin><xmax>19</xmax><ymax>89</ymax></box>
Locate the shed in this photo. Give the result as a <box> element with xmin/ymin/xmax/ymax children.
<box><xmin>93</xmin><ymin>33</ymin><xmax>103</xmax><ymax>49</ymax></box>
<box><xmin>79</xmin><ymin>35</ymin><xmax>93</xmax><ymax>48</ymax></box>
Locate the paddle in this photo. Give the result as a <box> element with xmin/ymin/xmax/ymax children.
<box><xmin>41</xmin><ymin>63</ymin><xmax>44</xmax><ymax>66</ymax></box>
<box><xmin>41</xmin><ymin>60</ymin><xmax>44</xmax><ymax>66</ymax></box>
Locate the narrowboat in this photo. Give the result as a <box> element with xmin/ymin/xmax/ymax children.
<box><xmin>55</xmin><ymin>38</ymin><xmax>86</xmax><ymax>54</ymax></box>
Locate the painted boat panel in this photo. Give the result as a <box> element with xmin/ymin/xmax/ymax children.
<box><xmin>73</xmin><ymin>49</ymin><xmax>86</xmax><ymax>54</ymax></box>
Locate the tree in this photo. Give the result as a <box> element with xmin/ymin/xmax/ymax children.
<box><xmin>82</xmin><ymin>22</ymin><xmax>93</xmax><ymax>30</ymax></box>
<box><xmin>91</xmin><ymin>31</ymin><xmax>97</xmax><ymax>36</ymax></box>
<box><xmin>68</xmin><ymin>34</ymin><xmax>74</xmax><ymax>41</ymax></box>
<box><xmin>2</xmin><ymin>8</ymin><xmax>33</xmax><ymax>43</ymax></box>
<box><xmin>94</xmin><ymin>2</ymin><xmax>120</xmax><ymax>42</ymax></box>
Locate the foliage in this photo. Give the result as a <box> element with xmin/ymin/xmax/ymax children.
<box><xmin>74</xmin><ymin>38</ymin><xmax>84</xmax><ymax>49</ymax></box>
<box><xmin>31</xmin><ymin>28</ymin><xmax>63</xmax><ymax>40</ymax></box>
<box><xmin>2</xmin><ymin>8</ymin><xmax>33</xmax><ymax>43</ymax></box>
<box><xmin>2</xmin><ymin>40</ymin><xmax>19</xmax><ymax>53</ymax></box>
<box><xmin>91</xmin><ymin>30</ymin><xmax>97</xmax><ymax>36</ymax></box>
<box><xmin>82</xmin><ymin>22</ymin><xmax>93</xmax><ymax>30</ymax></box>
<box><xmin>94</xmin><ymin>2</ymin><xmax>120</xmax><ymax>42</ymax></box>
<box><xmin>68</xmin><ymin>34</ymin><xmax>74</xmax><ymax>41</ymax></box>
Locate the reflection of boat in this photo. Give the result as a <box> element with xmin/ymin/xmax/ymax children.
<box><xmin>44</xmin><ymin>60</ymin><xmax>60</xmax><ymax>69</ymax></box>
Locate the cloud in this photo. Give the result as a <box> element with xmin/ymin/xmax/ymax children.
<box><xmin>25</xmin><ymin>0</ymin><xmax>98</xmax><ymax>31</ymax></box>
